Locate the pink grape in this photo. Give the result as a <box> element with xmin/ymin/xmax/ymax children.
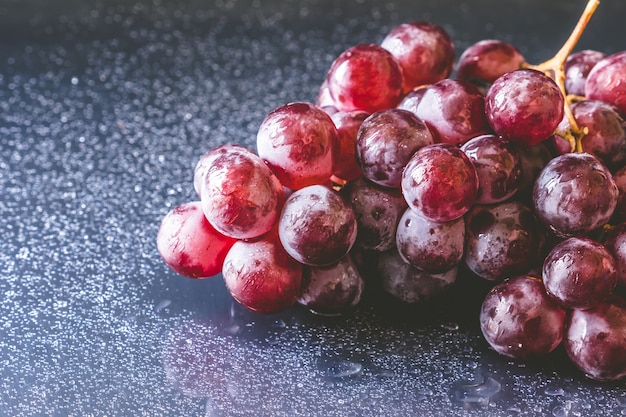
<box><xmin>564</xmin><ymin>49</ymin><xmax>605</xmax><ymax>96</ymax></box>
<box><xmin>256</xmin><ymin>102</ymin><xmax>336</xmax><ymax>190</ymax></box>
<box><xmin>222</xmin><ymin>231</ymin><xmax>303</xmax><ymax>314</ymax></box>
<box><xmin>532</xmin><ymin>152</ymin><xmax>618</xmax><ymax>238</ymax></box>
<box><xmin>480</xmin><ymin>275</ymin><xmax>567</xmax><ymax>360</ymax></box>
<box><xmin>565</xmin><ymin>295</ymin><xmax>626</xmax><ymax>381</ymax></box>
<box><xmin>298</xmin><ymin>255</ymin><xmax>365</xmax><ymax>316</ymax></box>
<box><xmin>355</xmin><ymin>108</ymin><xmax>434</xmax><ymax>188</ymax></box>
<box><xmin>585</xmin><ymin>51</ymin><xmax>626</xmax><ymax>115</ymax></box>
<box><xmin>542</xmin><ymin>237</ymin><xmax>617</xmax><ymax>310</ymax></box>
<box><xmin>197</xmin><ymin>144</ymin><xmax>285</xmax><ymax>240</ymax></box>
<box><xmin>456</xmin><ymin>39</ymin><xmax>526</xmax><ymax>89</ymax></box>
<box><xmin>412</xmin><ymin>79</ymin><xmax>490</xmax><ymax>146</ymax></box>
<box><xmin>330</xmin><ymin>110</ymin><xmax>369</xmax><ymax>183</ymax></box>
<box><xmin>401</xmin><ymin>143</ymin><xmax>479</xmax><ymax>222</ymax></box>
<box><xmin>325</xmin><ymin>44</ymin><xmax>404</xmax><ymax>113</ymax></box>
<box><xmin>157</xmin><ymin>201</ymin><xmax>237</xmax><ymax>278</ymax></box>
<box><xmin>485</xmin><ymin>68</ymin><xmax>564</xmax><ymax>146</ymax></box>
<box><xmin>278</xmin><ymin>185</ymin><xmax>357</xmax><ymax>266</ymax></box>
<box><xmin>380</xmin><ymin>21</ymin><xmax>455</xmax><ymax>92</ymax></box>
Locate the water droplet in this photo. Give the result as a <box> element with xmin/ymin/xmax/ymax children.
<box><xmin>618</xmin><ymin>396</ymin><xmax>626</xmax><ymax>407</ymax></box>
<box><xmin>545</xmin><ymin>386</ymin><xmax>566</xmax><ymax>396</ymax></box>
<box><xmin>451</xmin><ymin>374</ymin><xmax>501</xmax><ymax>406</ymax></box>
<box><xmin>71</xmin><ymin>76</ymin><xmax>79</xmax><ymax>85</ymax></box>
<box><xmin>320</xmin><ymin>356</ymin><xmax>363</xmax><ymax>379</ymax></box>
<box><xmin>154</xmin><ymin>299</ymin><xmax>171</xmax><ymax>312</ymax></box>
<box><xmin>440</xmin><ymin>322</ymin><xmax>459</xmax><ymax>331</ymax></box>
<box><xmin>271</xmin><ymin>319</ymin><xmax>286</xmax><ymax>329</ymax></box>
<box><xmin>552</xmin><ymin>401</ymin><xmax>572</xmax><ymax>417</ymax></box>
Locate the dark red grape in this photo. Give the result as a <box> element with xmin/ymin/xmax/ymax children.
<box><xmin>456</xmin><ymin>39</ymin><xmax>525</xmax><ymax>89</ymax></box>
<box><xmin>325</xmin><ymin>44</ymin><xmax>404</xmax><ymax>113</ymax></box>
<box><xmin>480</xmin><ymin>275</ymin><xmax>567</xmax><ymax>360</ymax></box>
<box><xmin>298</xmin><ymin>255</ymin><xmax>365</xmax><ymax>316</ymax></box>
<box><xmin>157</xmin><ymin>201</ymin><xmax>237</xmax><ymax>278</ymax></box>
<box><xmin>380</xmin><ymin>21</ymin><xmax>454</xmax><ymax>92</ymax></box>
<box><xmin>197</xmin><ymin>144</ymin><xmax>285</xmax><ymax>240</ymax></box>
<box><xmin>256</xmin><ymin>102</ymin><xmax>336</xmax><ymax>190</ymax></box>
<box><xmin>565</xmin><ymin>295</ymin><xmax>626</xmax><ymax>381</ymax></box>
<box><xmin>412</xmin><ymin>79</ymin><xmax>490</xmax><ymax>146</ymax></box>
<box><xmin>401</xmin><ymin>143</ymin><xmax>479</xmax><ymax>222</ymax></box>
<box><xmin>542</xmin><ymin>237</ymin><xmax>617</xmax><ymax>310</ymax></box>
<box><xmin>612</xmin><ymin>166</ymin><xmax>626</xmax><ymax>224</ymax></box>
<box><xmin>330</xmin><ymin>110</ymin><xmax>369</xmax><ymax>183</ymax></box>
<box><xmin>585</xmin><ymin>51</ymin><xmax>626</xmax><ymax>115</ymax></box>
<box><xmin>222</xmin><ymin>231</ymin><xmax>303</xmax><ymax>314</ymax></box>
<box><xmin>555</xmin><ymin>100</ymin><xmax>626</xmax><ymax>169</ymax></box>
<box><xmin>395</xmin><ymin>208</ymin><xmax>465</xmax><ymax>273</ymax></box>
<box><xmin>460</xmin><ymin>134</ymin><xmax>522</xmax><ymax>204</ymax></box>
<box><xmin>513</xmin><ymin>141</ymin><xmax>554</xmax><ymax>204</ymax></box>
<box><xmin>355</xmin><ymin>108</ymin><xmax>434</xmax><ymax>188</ymax></box>
<box><xmin>532</xmin><ymin>152</ymin><xmax>618</xmax><ymax>238</ymax></box>
<box><xmin>377</xmin><ymin>248</ymin><xmax>457</xmax><ymax>304</ymax></box>
<box><xmin>604</xmin><ymin>223</ymin><xmax>626</xmax><ymax>288</ymax></box>
<box><xmin>485</xmin><ymin>68</ymin><xmax>564</xmax><ymax>146</ymax></box>
<box><xmin>341</xmin><ymin>177</ymin><xmax>407</xmax><ymax>252</ymax></box>
<box><xmin>465</xmin><ymin>201</ymin><xmax>545</xmax><ymax>281</ymax></box>
<box><xmin>564</xmin><ymin>49</ymin><xmax>605</xmax><ymax>96</ymax></box>
<box><xmin>278</xmin><ymin>185</ymin><xmax>357</xmax><ymax>266</ymax></box>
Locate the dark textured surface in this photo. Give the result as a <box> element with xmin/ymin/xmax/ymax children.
<box><xmin>1</xmin><ymin>1</ymin><xmax>626</xmax><ymax>416</ymax></box>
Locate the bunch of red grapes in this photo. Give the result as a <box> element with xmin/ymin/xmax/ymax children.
<box><xmin>157</xmin><ymin>0</ymin><xmax>626</xmax><ymax>381</ymax></box>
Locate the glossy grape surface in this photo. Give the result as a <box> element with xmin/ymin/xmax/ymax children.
<box><xmin>564</xmin><ymin>49</ymin><xmax>605</xmax><ymax>96</ymax></box>
<box><xmin>401</xmin><ymin>143</ymin><xmax>478</xmax><ymax>222</ymax></box>
<box><xmin>461</xmin><ymin>134</ymin><xmax>522</xmax><ymax>204</ymax></box>
<box><xmin>586</xmin><ymin>51</ymin><xmax>626</xmax><ymax>115</ymax></box>
<box><xmin>326</xmin><ymin>44</ymin><xmax>404</xmax><ymax>113</ymax></box>
<box><xmin>330</xmin><ymin>110</ymin><xmax>369</xmax><ymax>183</ymax></box>
<box><xmin>412</xmin><ymin>79</ymin><xmax>489</xmax><ymax>146</ymax></box>
<box><xmin>485</xmin><ymin>69</ymin><xmax>564</xmax><ymax>146</ymax></box>
<box><xmin>542</xmin><ymin>237</ymin><xmax>617</xmax><ymax>310</ymax></box>
<box><xmin>222</xmin><ymin>232</ymin><xmax>303</xmax><ymax>314</ymax></box>
<box><xmin>157</xmin><ymin>201</ymin><xmax>237</xmax><ymax>278</ymax></box>
<box><xmin>380</xmin><ymin>21</ymin><xmax>454</xmax><ymax>92</ymax></box>
<box><xmin>456</xmin><ymin>39</ymin><xmax>525</xmax><ymax>88</ymax></box>
<box><xmin>604</xmin><ymin>223</ymin><xmax>626</xmax><ymax>288</ymax></box>
<box><xmin>197</xmin><ymin>144</ymin><xmax>285</xmax><ymax>240</ymax></box>
<box><xmin>513</xmin><ymin>142</ymin><xmax>554</xmax><ymax>204</ymax></box>
<box><xmin>532</xmin><ymin>152</ymin><xmax>618</xmax><ymax>238</ymax></box>
<box><xmin>341</xmin><ymin>178</ymin><xmax>407</xmax><ymax>252</ymax></box>
<box><xmin>278</xmin><ymin>185</ymin><xmax>357</xmax><ymax>266</ymax></box>
<box><xmin>480</xmin><ymin>275</ymin><xmax>567</xmax><ymax>360</ymax></box>
<box><xmin>355</xmin><ymin>108</ymin><xmax>434</xmax><ymax>188</ymax></box>
<box><xmin>612</xmin><ymin>166</ymin><xmax>626</xmax><ymax>224</ymax></box>
<box><xmin>298</xmin><ymin>255</ymin><xmax>365</xmax><ymax>316</ymax></box>
<box><xmin>565</xmin><ymin>295</ymin><xmax>626</xmax><ymax>381</ymax></box>
<box><xmin>465</xmin><ymin>201</ymin><xmax>545</xmax><ymax>281</ymax></box>
<box><xmin>378</xmin><ymin>249</ymin><xmax>457</xmax><ymax>304</ymax></box>
<box><xmin>256</xmin><ymin>102</ymin><xmax>336</xmax><ymax>190</ymax></box>
<box><xmin>396</xmin><ymin>208</ymin><xmax>465</xmax><ymax>273</ymax></box>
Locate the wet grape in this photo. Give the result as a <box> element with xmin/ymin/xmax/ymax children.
<box><xmin>604</xmin><ymin>223</ymin><xmax>626</xmax><ymax>288</ymax></box>
<box><xmin>585</xmin><ymin>50</ymin><xmax>626</xmax><ymax>115</ymax></box>
<box><xmin>456</xmin><ymin>39</ymin><xmax>526</xmax><ymax>89</ymax></box>
<box><xmin>330</xmin><ymin>110</ymin><xmax>370</xmax><ymax>183</ymax></box>
<box><xmin>564</xmin><ymin>49</ymin><xmax>605</xmax><ymax>96</ymax></box>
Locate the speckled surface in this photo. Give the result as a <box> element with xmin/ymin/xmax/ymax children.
<box><xmin>1</xmin><ymin>1</ymin><xmax>626</xmax><ymax>416</ymax></box>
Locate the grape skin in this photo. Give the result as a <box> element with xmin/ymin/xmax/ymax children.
<box><xmin>395</xmin><ymin>208</ymin><xmax>465</xmax><ymax>274</ymax></box>
<box><xmin>330</xmin><ymin>110</ymin><xmax>370</xmax><ymax>183</ymax></box>
<box><xmin>197</xmin><ymin>144</ymin><xmax>285</xmax><ymax>240</ymax></box>
<box><xmin>256</xmin><ymin>102</ymin><xmax>336</xmax><ymax>190</ymax></box>
<box><xmin>157</xmin><ymin>201</ymin><xmax>237</xmax><ymax>278</ymax></box>
<box><xmin>278</xmin><ymin>185</ymin><xmax>357</xmax><ymax>266</ymax></box>
<box><xmin>341</xmin><ymin>177</ymin><xmax>407</xmax><ymax>252</ymax></box>
<box><xmin>485</xmin><ymin>68</ymin><xmax>564</xmax><ymax>146</ymax></box>
<box><xmin>585</xmin><ymin>51</ymin><xmax>626</xmax><ymax>116</ymax></box>
<box><xmin>456</xmin><ymin>39</ymin><xmax>526</xmax><ymax>88</ymax></box>
<box><xmin>542</xmin><ymin>237</ymin><xmax>617</xmax><ymax>310</ymax></box>
<box><xmin>355</xmin><ymin>108</ymin><xmax>434</xmax><ymax>188</ymax></box>
<box><xmin>401</xmin><ymin>143</ymin><xmax>478</xmax><ymax>222</ymax></box>
<box><xmin>532</xmin><ymin>152</ymin><xmax>618</xmax><ymax>238</ymax></box>
<box><xmin>480</xmin><ymin>275</ymin><xmax>567</xmax><ymax>360</ymax></box>
<box><xmin>604</xmin><ymin>223</ymin><xmax>626</xmax><ymax>288</ymax></box>
<box><xmin>564</xmin><ymin>49</ymin><xmax>605</xmax><ymax>97</ymax></box>
<box><xmin>565</xmin><ymin>295</ymin><xmax>626</xmax><ymax>381</ymax></box>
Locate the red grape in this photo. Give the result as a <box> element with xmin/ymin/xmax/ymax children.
<box><xmin>512</xmin><ymin>142</ymin><xmax>554</xmax><ymax>204</ymax></box>
<box><xmin>256</xmin><ymin>102</ymin><xmax>336</xmax><ymax>190</ymax></box>
<box><xmin>542</xmin><ymin>237</ymin><xmax>617</xmax><ymax>310</ymax></box>
<box><xmin>585</xmin><ymin>51</ymin><xmax>626</xmax><ymax>115</ymax></box>
<box><xmin>380</xmin><ymin>21</ymin><xmax>455</xmax><ymax>92</ymax></box>
<box><xmin>565</xmin><ymin>295</ymin><xmax>626</xmax><ymax>381</ymax></box>
<box><xmin>325</xmin><ymin>44</ymin><xmax>404</xmax><ymax>113</ymax></box>
<box><xmin>355</xmin><ymin>108</ymin><xmax>434</xmax><ymax>188</ymax></box>
<box><xmin>480</xmin><ymin>275</ymin><xmax>567</xmax><ymax>360</ymax></box>
<box><xmin>157</xmin><ymin>201</ymin><xmax>237</xmax><ymax>278</ymax></box>
<box><xmin>330</xmin><ymin>110</ymin><xmax>369</xmax><ymax>183</ymax></box>
<box><xmin>278</xmin><ymin>185</ymin><xmax>357</xmax><ymax>266</ymax></box>
<box><xmin>564</xmin><ymin>49</ymin><xmax>605</xmax><ymax>96</ymax></box>
<box><xmin>222</xmin><ymin>231</ymin><xmax>303</xmax><ymax>314</ymax></box>
<box><xmin>401</xmin><ymin>143</ymin><xmax>478</xmax><ymax>222</ymax></box>
<box><xmin>485</xmin><ymin>68</ymin><xmax>564</xmax><ymax>146</ymax></box>
<box><xmin>612</xmin><ymin>166</ymin><xmax>626</xmax><ymax>224</ymax></box>
<box><xmin>456</xmin><ymin>39</ymin><xmax>526</xmax><ymax>89</ymax></box>
<box><xmin>604</xmin><ymin>223</ymin><xmax>626</xmax><ymax>288</ymax></box>
<box><xmin>197</xmin><ymin>144</ymin><xmax>285</xmax><ymax>240</ymax></box>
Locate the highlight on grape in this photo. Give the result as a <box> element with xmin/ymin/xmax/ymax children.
<box><xmin>157</xmin><ymin>0</ymin><xmax>626</xmax><ymax>381</ymax></box>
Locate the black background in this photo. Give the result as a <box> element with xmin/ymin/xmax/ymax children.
<box><xmin>1</xmin><ymin>0</ymin><xmax>626</xmax><ymax>416</ymax></box>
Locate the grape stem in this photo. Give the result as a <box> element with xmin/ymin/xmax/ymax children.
<box><xmin>526</xmin><ymin>0</ymin><xmax>600</xmax><ymax>153</ymax></box>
